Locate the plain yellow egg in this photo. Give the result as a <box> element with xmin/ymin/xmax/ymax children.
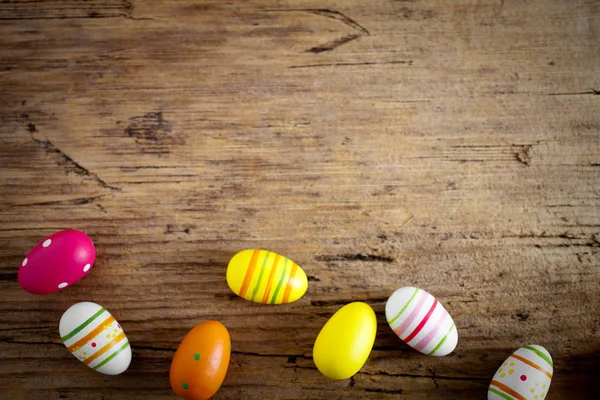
<box><xmin>313</xmin><ymin>302</ymin><xmax>377</xmax><ymax>380</ymax></box>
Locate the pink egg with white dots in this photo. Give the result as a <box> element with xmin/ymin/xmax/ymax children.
<box><xmin>18</xmin><ymin>229</ymin><xmax>96</xmax><ymax>294</ymax></box>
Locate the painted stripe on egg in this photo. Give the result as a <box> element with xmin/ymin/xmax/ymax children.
<box><xmin>388</xmin><ymin>287</ymin><xmax>419</xmax><ymax>325</ymax></box>
<box><xmin>270</xmin><ymin>258</ymin><xmax>290</xmax><ymax>304</ymax></box>
<box><xmin>413</xmin><ymin>307</ymin><xmax>449</xmax><ymax>352</ymax></box>
<box><xmin>84</xmin><ymin>331</ymin><xmax>126</xmax><ymax>365</ymax></box>
<box><xmin>523</xmin><ymin>345</ymin><xmax>553</xmax><ymax>368</ymax></box>
<box><xmin>251</xmin><ymin>251</ymin><xmax>271</xmax><ymax>301</ymax></box>
<box><xmin>282</xmin><ymin>263</ymin><xmax>298</xmax><ymax>304</ymax></box>
<box><xmin>489</xmin><ymin>380</ymin><xmax>526</xmax><ymax>400</ymax></box>
<box><xmin>488</xmin><ymin>387</ymin><xmax>517</xmax><ymax>400</ymax></box>
<box><xmin>61</xmin><ymin>307</ymin><xmax>106</xmax><ymax>342</ymax></box>
<box><xmin>394</xmin><ymin>291</ymin><xmax>428</xmax><ymax>337</ymax></box>
<box><xmin>93</xmin><ymin>340</ymin><xmax>130</xmax><ymax>370</ymax></box>
<box><xmin>261</xmin><ymin>253</ymin><xmax>280</xmax><ymax>304</ymax></box>
<box><xmin>239</xmin><ymin>249</ymin><xmax>261</xmax><ymax>299</ymax></box>
<box><xmin>428</xmin><ymin>322</ymin><xmax>455</xmax><ymax>355</ymax></box>
<box><xmin>404</xmin><ymin>299</ymin><xmax>438</xmax><ymax>343</ymax></box>
<box><xmin>67</xmin><ymin>315</ymin><xmax>115</xmax><ymax>352</ymax></box>
<box><xmin>510</xmin><ymin>353</ymin><xmax>552</xmax><ymax>379</ymax></box>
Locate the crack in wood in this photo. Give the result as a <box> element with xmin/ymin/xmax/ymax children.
<box><xmin>2</xmin><ymin>339</ymin><xmax>62</xmax><ymax>346</ymax></box>
<box><xmin>8</xmin><ymin>195</ymin><xmax>109</xmax><ymax>207</ymax></box>
<box><xmin>428</xmin><ymin>368</ymin><xmax>439</xmax><ymax>389</ymax></box>
<box><xmin>503</xmin><ymin>232</ymin><xmax>596</xmax><ymax>240</ymax></box>
<box><xmin>0</xmin><ymin>273</ymin><xmax>17</xmax><ymax>281</ymax></box>
<box><xmin>0</xmin><ymin>0</ymin><xmax>138</xmax><ymax>20</ymax></box>
<box><xmin>266</xmin><ymin>8</ymin><xmax>370</xmax><ymax>35</ymax></box>
<box><xmin>31</xmin><ymin>136</ymin><xmax>121</xmax><ymax>191</ymax></box>
<box><xmin>290</xmin><ymin>60</ymin><xmax>413</xmax><ymax>69</ymax></box>
<box><xmin>0</xmin><ymin>326</ymin><xmax>54</xmax><ymax>332</ymax></box>
<box><xmin>232</xmin><ymin>350</ymin><xmax>311</xmax><ymax>359</ymax></box>
<box><xmin>122</xmin><ymin>180</ymin><xmax>188</xmax><ymax>185</ymax></box>
<box><xmin>132</xmin><ymin>345</ymin><xmax>176</xmax><ymax>352</ymax></box>
<box><xmin>311</xmin><ymin>297</ymin><xmax>389</xmax><ymax>307</ymax></box>
<box><xmin>503</xmin><ymin>232</ymin><xmax>600</xmax><ymax>249</ymax></box>
<box><xmin>358</xmin><ymin>370</ymin><xmax>489</xmax><ymax>382</ymax></box>
<box><xmin>512</xmin><ymin>313</ymin><xmax>530</xmax><ymax>321</ymax></box>
<box><xmin>515</xmin><ymin>145</ymin><xmax>532</xmax><ymax>166</ymax></box>
<box><xmin>365</xmin><ymin>388</ymin><xmax>405</xmax><ymax>394</ymax></box>
<box><xmin>306</xmin><ymin>34</ymin><xmax>360</xmax><ymax>53</ymax></box>
<box><xmin>315</xmin><ymin>254</ymin><xmax>396</xmax><ymax>263</ymax></box>
<box><xmin>0</xmin><ymin>227</ymin><xmax>66</xmax><ymax>232</ymax></box>
<box><xmin>546</xmin><ymin>89</ymin><xmax>599</xmax><ymax>96</ymax></box>
<box><xmin>304</xmin><ymin>9</ymin><xmax>370</xmax><ymax>36</ymax></box>
<box><xmin>265</xmin><ymin>8</ymin><xmax>369</xmax><ymax>53</ymax></box>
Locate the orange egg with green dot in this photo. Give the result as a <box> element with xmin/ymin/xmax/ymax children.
<box><xmin>169</xmin><ymin>321</ymin><xmax>231</xmax><ymax>400</ymax></box>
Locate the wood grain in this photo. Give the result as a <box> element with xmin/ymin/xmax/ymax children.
<box><xmin>1</xmin><ymin>0</ymin><xmax>599</xmax><ymax>398</ymax></box>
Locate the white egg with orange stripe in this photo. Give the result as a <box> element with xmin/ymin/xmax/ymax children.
<box><xmin>385</xmin><ymin>287</ymin><xmax>458</xmax><ymax>356</ymax></box>
<box><xmin>488</xmin><ymin>345</ymin><xmax>553</xmax><ymax>400</ymax></box>
<box><xmin>59</xmin><ymin>302</ymin><xmax>131</xmax><ymax>375</ymax></box>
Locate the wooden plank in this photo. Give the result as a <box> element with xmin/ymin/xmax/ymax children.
<box><xmin>0</xmin><ymin>0</ymin><xmax>599</xmax><ymax>398</ymax></box>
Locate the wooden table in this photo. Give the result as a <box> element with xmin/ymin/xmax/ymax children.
<box><xmin>1</xmin><ymin>1</ymin><xmax>599</xmax><ymax>399</ymax></box>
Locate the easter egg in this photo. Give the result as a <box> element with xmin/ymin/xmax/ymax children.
<box><xmin>59</xmin><ymin>302</ymin><xmax>131</xmax><ymax>375</ymax></box>
<box><xmin>170</xmin><ymin>320</ymin><xmax>231</xmax><ymax>400</ymax></box>
<box><xmin>226</xmin><ymin>249</ymin><xmax>308</xmax><ymax>304</ymax></box>
<box><xmin>385</xmin><ymin>287</ymin><xmax>458</xmax><ymax>356</ymax></box>
<box><xmin>313</xmin><ymin>302</ymin><xmax>377</xmax><ymax>380</ymax></box>
<box><xmin>18</xmin><ymin>229</ymin><xmax>95</xmax><ymax>294</ymax></box>
<box><xmin>488</xmin><ymin>345</ymin><xmax>553</xmax><ymax>400</ymax></box>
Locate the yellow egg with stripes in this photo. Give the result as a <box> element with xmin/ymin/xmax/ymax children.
<box><xmin>227</xmin><ymin>249</ymin><xmax>308</xmax><ymax>304</ymax></box>
<box><xmin>59</xmin><ymin>302</ymin><xmax>131</xmax><ymax>375</ymax></box>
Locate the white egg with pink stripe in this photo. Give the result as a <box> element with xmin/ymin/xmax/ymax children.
<box><xmin>385</xmin><ymin>287</ymin><xmax>458</xmax><ymax>356</ymax></box>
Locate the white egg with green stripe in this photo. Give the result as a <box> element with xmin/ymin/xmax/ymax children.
<box><xmin>385</xmin><ymin>287</ymin><xmax>458</xmax><ymax>356</ymax></box>
<box><xmin>59</xmin><ymin>302</ymin><xmax>131</xmax><ymax>375</ymax></box>
<box><xmin>488</xmin><ymin>345</ymin><xmax>553</xmax><ymax>400</ymax></box>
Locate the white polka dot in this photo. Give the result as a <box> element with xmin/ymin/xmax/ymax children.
<box><xmin>58</xmin><ymin>282</ymin><xmax>68</xmax><ymax>289</ymax></box>
<box><xmin>43</xmin><ymin>239</ymin><xmax>52</xmax><ymax>247</ymax></box>
<box><xmin>21</xmin><ymin>258</ymin><xmax>28</xmax><ymax>267</ymax></box>
<box><xmin>83</xmin><ymin>264</ymin><xmax>91</xmax><ymax>272</ymax></box>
